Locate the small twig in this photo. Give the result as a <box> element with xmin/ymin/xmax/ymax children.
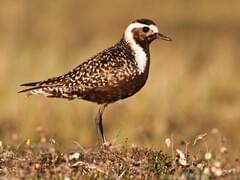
<box><xmin>171</xmin><ymin>133</ymin><xmax>174</xmax><ymax>158</ymax></box>
<box><xmin>118</xmin><ymin>170</ymin><xmax>126</xmax><ymax>179</ymax></box>
<box><xmin>71</xmin><ymin>160</ymin><xmax>104</xmax><ymax>173</ymax></box>
<box><xmin>73</xmin><ymin>140</ymin><xmax>87</xmax><ymax>153</ymax></box>
<box><xmin>184</xmin><ymin>141</ymin><xmax>190</xmax><ymax>155</ymax></box>
<box><xmin>112</xmin><ymin>152</ymin><xmax>141</xmax><ymax>166</ymax></box>
<box><xmin>193</xmin><ymin>133</ymin><xmax>207</xmax><ymax>145</ymax></box>
<box><xmin>203</xmin><ymin>139</ymin><xmax>209</xmax><ymax>153</ymax></box>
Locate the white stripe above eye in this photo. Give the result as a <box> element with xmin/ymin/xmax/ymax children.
<box><xmin>124</xmin><ymin>22</ymin><xmax>159</xmax><ymax>73</ymax></box>
<box><xmin>149</xmin><ymin>24</ymin><xmax>159</xmax><ymax>33</ymax></box>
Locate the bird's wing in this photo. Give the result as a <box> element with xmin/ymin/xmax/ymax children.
<box><xmin>63</xmin><ymin>56</ymin><xmax>138</xmax><ymax>91</ymax></box>
<box><xmin>19</xmin><ymin>52</ymin><xmax>137</xmax><ymax>99</ymax></box>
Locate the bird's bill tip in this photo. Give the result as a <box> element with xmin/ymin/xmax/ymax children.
<box><xmin>157</xmin><ymin>33</ymin><xmax>172</xmax><ymax>41</ymax></box>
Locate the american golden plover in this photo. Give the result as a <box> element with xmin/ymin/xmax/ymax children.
<box><xmin>19</xmin><ymin>18</ymin><xmax>172</xmax><ymax>146</ymax></box>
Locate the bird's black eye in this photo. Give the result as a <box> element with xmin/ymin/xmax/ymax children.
<box><xmin>142</xmin><ymin>26</ymin><xmax>149</xmax><ymax>33</ymax></box>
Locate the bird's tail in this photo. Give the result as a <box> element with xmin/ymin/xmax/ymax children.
<box><xmin>19</xmin><ymin>81</ymin><xmax>42</xmax><ymax>87</ymax></box>
<box><xmin>18</xmin><ymin>79</ymin><xmax>77</xmax><ymax>100</ymax></box>
<box><xmin>18</xmin><ymin>81</ymin><xmax>56</xmax><ymax>97</ymax></box>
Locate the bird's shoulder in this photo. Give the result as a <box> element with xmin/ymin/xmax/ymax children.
<box><xmin>64</xmin><ymin>42</ymin><xmax>137</xmax><ymax>86</ymax></box>
<box><xmin>76</xmin><ymin>41</ymin><xmax>136</xmax><ymax>72</ymax></box>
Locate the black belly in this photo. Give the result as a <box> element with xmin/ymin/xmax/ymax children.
<box><xmin>82</xmin><ymin>72</ymin><xmax>149</xmax><ymax>104</ymax></box>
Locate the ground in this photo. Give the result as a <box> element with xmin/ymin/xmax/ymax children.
<box><xmin>0</xmin><ymin>132</ymin><xmax>239</xmax><ymax>179</ymax></box>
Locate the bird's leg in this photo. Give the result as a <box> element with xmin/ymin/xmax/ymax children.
<box><xmin>95</xmin><ymin>104</ymin><xmax>108</xmax><ymax>146</ymax></box>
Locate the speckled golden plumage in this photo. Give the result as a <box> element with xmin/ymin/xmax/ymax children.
<box><xmin>19</xmin><ymin>39</ymin><xmax>144</xmax><ymax>103</ymax></box>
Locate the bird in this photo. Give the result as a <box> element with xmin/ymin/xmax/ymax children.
<box><xmin>19</xmin><ymin>18</ymin><xmax>172</xmax><ymax>146</ymax></box>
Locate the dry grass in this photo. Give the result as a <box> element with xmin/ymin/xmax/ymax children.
<box><xmin>0</xmin><ymin>130</ymin><xmax>239</xmax><ymax>179</ymax></box>
<box><xmin>0</xmin><ymin>0</ymin><xmax>239</xmax><ymax>147</ymax></box>
<box><xmin>0</xmin><ymin>144</ymin><xmax>171</xmax><ymax>179</ymax></box>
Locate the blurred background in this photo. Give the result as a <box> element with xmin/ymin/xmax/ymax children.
<box><xmin>0</xmin><ymin>0</ymin><xmax>239</xmax><ymax>150</ymax></box>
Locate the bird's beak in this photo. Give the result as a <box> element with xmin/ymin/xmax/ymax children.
<box><xmin>157</xmin><ymin>32</ymin><xmax>172</xmax><ymax>41</ymax></box>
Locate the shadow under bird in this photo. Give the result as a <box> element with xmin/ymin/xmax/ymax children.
<box><xmin>19</xmin><ymin>18</ymin><xmax>172</xmax><ymax>146</ymax></box>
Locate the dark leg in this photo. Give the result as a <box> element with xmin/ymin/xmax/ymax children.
<box><xmin>95</xmin><ymin>104</ymin><xmax>108</xmax><ymax>146</ymax></box>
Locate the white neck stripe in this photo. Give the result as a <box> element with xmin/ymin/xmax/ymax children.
<box><xmin>124</xmin><ymin>22</ymin><xmax>159</xmax><ymax>73</ymax></box>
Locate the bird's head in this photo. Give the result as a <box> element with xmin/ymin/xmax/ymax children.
<box><xmin>124</xmin><ymin>18</ymin><xmax>172</xmax><ymax>48</ymax></box>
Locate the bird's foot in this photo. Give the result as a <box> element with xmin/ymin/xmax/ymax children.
<box><xmin>101</xmin><ymin>141</ymin><xmax>112</xmax><ymax>150</ymax></box>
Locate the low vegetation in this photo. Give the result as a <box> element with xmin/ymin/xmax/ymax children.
<box><xmin>0</xmin><ymin>130</ymin><xmax>239</xmax><ymax>179</ymax></box>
